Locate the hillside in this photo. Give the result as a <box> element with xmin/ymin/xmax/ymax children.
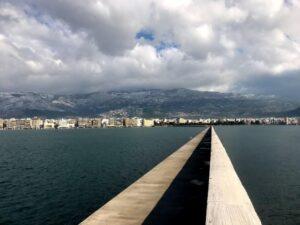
<box><xmin>0</xmin><ymin>89</ymin><xmax>298</xmax><ymax>118</ymax></box>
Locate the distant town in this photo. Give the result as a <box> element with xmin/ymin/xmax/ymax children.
<box><xmin>0</xmin><ymin>116</ymin><xmax>299</xmax><ymax>130</ymax></box>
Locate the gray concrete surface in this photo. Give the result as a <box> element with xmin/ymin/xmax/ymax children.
<box><xmin>205</xmin><ymin>127</ymin><xmax>262</xmax><ymax>225</ymax></box>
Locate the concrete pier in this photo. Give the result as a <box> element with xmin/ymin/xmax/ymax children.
<box><xmin>80</xmin><ymin>128</ymin><xmax>209</xmax><ymax>225</ymax></box>
<box><xmin>205</xmin><ymin>127</ymin><xmax>261</xmax><ymax>225</ymax></box>
<box><xmin>80</xmin><ymin>127</ymin><xmax>261</xmax><ymax>225</ymax></box>
<box><xmin>142</xmin><ymin>128</ymin><xmax>211</xmax><ymax>225</ymax></box>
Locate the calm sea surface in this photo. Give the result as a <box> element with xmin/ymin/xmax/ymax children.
<box><xmin>0</xmin><ymin>127</ymin><xmax>202</xmax><ymax>225</ymax></box>
<box><xmin>216</xmin><ymin>126</ymin><xmax>300</xmax><ymax>225</ymax></box>
<box><xmin>0</xmin><ymin>126</ymin><xmax>299</xmax><ymax>225</ymax></box>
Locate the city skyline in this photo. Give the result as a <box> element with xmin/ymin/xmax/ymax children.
<box><xmin>0</xmin><ymin>116</ymin><xmax>299</xmax><ymax>131</ymax></box>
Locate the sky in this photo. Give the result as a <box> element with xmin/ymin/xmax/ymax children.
<box><xmin>0</xmin><ymin>0</ymin><xmax>299</xmax><ymax>98</ymax></box>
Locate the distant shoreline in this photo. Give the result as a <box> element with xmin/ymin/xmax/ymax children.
<box><xmin>0</xmin><ymin>116</ymin><xmax>299</xmax><ymax>130</ymax></box>
<box><xmin>0</xmin><ymin>124</ymin><xmax>299</xmax><ymax>132</ymax></box>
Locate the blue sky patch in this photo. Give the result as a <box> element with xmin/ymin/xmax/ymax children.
<box><xmin>135</xmin><ymin>29</ymin><xmax>155</xmax><ymax>41</ymax></box>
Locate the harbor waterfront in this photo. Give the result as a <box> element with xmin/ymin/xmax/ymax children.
<box><xmin>0</xmin><ymin>116</ymin><xmax>299</xmax><ymax>130</ymax></box>
<box><xmin>0</xmin><ymin>126</ymin><xmax>299</xmax><ymax>224</ymax></box>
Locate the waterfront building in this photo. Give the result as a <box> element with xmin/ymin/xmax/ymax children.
<box><xmin>153</xmin><ymin>118</ymin><xmax>161</xmax><ymax>125</ymax></box>
<box><xmin>58</xmin><ymin>119</ymin><xmax>69</xmax><ymax>129</ymax></box>
<box><xmin>92</xmin><ymin>118</ymin><xmax>102</xmax><ymax>128</ymax></box>
<box><xmin>143</xmin><ymin>119</ymin><xmax>154</xmax><ymax>127</ymax></box>
<box><xmin>123</xmin><ymin>118</ymin><xmax>133</xmax><ymax>127</ymax></box>
<box><xmin>57</xmin><ymin>118</ymin><xmax>76</xmax><ymax>129</ymax></box>
<box><xmin>246</xmin><ymin>118</ymin><xmax>254</xmax><ymax>125</ymax></box>
<box><xmin>161</xmin><ymin>118</ymin><xmax>176</xmax><ymax>125</ymax></box>
<box><xmin>107</xmin><ymin>118</ymin><xmax>123</xmax><ymax>127</ymax></box>
<box><xmin>78</xmin><ymin>118</ymin><xmax>89</xmax><ymax>128</ymax></box>
<box><xmin>107</xmin><ymin>118</ymin><xmax>115</xmax><ymax>127</ymax></box>
<box><xmin>198</xmin><ymin>118</ymin><xmax>205</xmax><ymax>124</ymax></box>
<box><xmin>177</xmin><ymin>118</ymin><xmax>187</xmax><ymax>125</ymax></box>
<box><xmin>136</xmin><ymin>118</ymin><xmax>143</xmax><ymax>127</ymax></box>
<box><xmin>67</xmin><ymin>119</ymin><xmax>77</xmax><ymax>128</ymax></box>
<box><xmin>187</xmin><ymin>119</ymin><xmax>196</xmax><ymax>124</ymax></box>
<box><xmin>87</xmin><ymin>119</ymin><xmax>93</xmax><ymax>128</ymax></box>
<box><xmin>0</xmin><ymin>118</ymin><xmax>4</xmax><ymax>129</ymax></box>
<box><xmin>101</xmin><ymin>118</ymin><xmax>109</xmax><ymax>128</ymax></box>
<box><xmin>124</xmin><ymin>118</ymin><xmax>142</xmax><ymax>127</ymax></box>
<box><xmin>44</xmin><ymin>119</ymin><xmax>56</xmax><ymax>129</ymax></box>
<box><xmin>279</xmin><ymin>118</ymin><xmax>286</xmax><ymax>125</ymax></box>
<box><xmin>205</xmin><ymin>118</ymin><xmax>212</xmax><ymax>124</ymax></box>
<box><xmin>31</xmin><ymin>117</ymin><xmax>43</xmax><ymax>129</ymax></box>
<box><xmin>115</xmin><ymin>118</ymin><xmax>124</xmax><ymax>127</ymax></box>
<box><xmin>6</xmin><ymin>118</ymin><xmax>17</xmax><ymax>130</ymax></box>
<box><xmin>15</xmin><ymin>119</ymin><xmax>24</xmax><ymax>129</ymax></box>
<box><xmin>285</xmin><ymin>117</ymin><xmax>290</xmax><ymax>125</ymax></box>
<box><xmin>289</xmin><ymin>117</ymin><xmax>298</xmax><ymax>125</ymax></box>
<box><xmin>16</xmin><ymin>118</ymin><xmax>32</xmax><ymax>129</ymax></box>
<box><xmin>24</xmin><ymin>118</ymin><xmax>32</xmax><ymax>129</ymax></box>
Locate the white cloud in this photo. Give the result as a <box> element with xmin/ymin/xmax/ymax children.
<box><xmin>0</xmin><ymin>0</ymin><xmax>299</xmax><ymax>98</ymax></box>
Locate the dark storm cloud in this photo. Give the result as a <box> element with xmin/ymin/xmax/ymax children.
<box><xmin>236</xmin><ymin>70</ymin><xmax>300</xmax><ymax>100</ymax></box>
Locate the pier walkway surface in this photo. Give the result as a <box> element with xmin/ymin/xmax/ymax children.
<box><xmin>80</xmin><ymin>127</ymin><xmax>261</xmax><ymax>225</ymax></box>
<box><xmin>205</xmin><ymin>127</ymin><xmax>262</xmax><ymax>225</ymax></box>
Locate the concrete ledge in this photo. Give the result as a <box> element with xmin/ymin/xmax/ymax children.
<box><xmin>205</xmin><ymin>127</ymin><xmax>262</xmax><ymax>225</ymax></box>
<box><xmin>80</xmin><ymin>128</ymin><xmax>208</xmax><ymax>225</ymax></box>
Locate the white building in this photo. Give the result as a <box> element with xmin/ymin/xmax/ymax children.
<box><xmin>0</xmin><ymin>118</ymin><xmax>4</xmax><ymax>129</ymax></box>
<box><xmin>58</xmin><ymin>119</ymin><xmax>69</xmax><ymax>129</ymax></box>
<box><xmin>143</xmin><ymin>119</ymin><xmax>154</xmax><ymax>127</ymax></box>
<box><xmin>101</xmin><ymin>118</ymin><xmax>109</xmax><ymax>127</ymax></box>
<box><xmin>44</xmin><ymin>119</ymin><xmax>56</xmax><ymax>129</ymax></box>
<box><xmin>31</xmin><ymin>117</ymin><xmax>44</xmax><ymax>129</ymax></box>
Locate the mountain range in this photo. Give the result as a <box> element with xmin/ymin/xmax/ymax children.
<box><xmin>0</xmin><ymin>89</ymin><xmax>299</xmax><ymax>118</ymax></box>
